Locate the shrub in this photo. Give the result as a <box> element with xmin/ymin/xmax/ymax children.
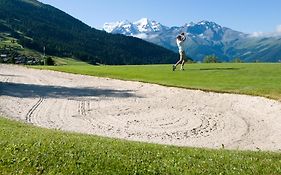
<box><xmin>44</xmin><ymin>56</ymin><xmax>54</xmax><ymax>65</ymax></box>
<box><xmin>203</xmin><ymin>55</ymin><xmax>218</xmax><ymax>63</ymax></box>
<box><xmin>232</xmin><ymin>58</ymin><xmax>243</xmax><ymax>63</ymax></box>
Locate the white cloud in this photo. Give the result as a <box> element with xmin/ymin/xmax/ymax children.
<box><xmin>133</xmin><ymin>33</ymin><xmax>158</xmax><ymax>39</ymax></box>
<box><xmin>250</xmin><ymin>31</ymin><xmax>265</xmax><ymax>37</ymax></box>
<box><xmin>250</xmin><ymin>25</ymin><xmax>281</xmax><ymax>37</ymax></box>
<box><xmin>276</xmin><ymin>24</ymin><xmax>281</xmax><ymax>33</ymax></box>
<box><xmin>133</xmin><ymin>33</ymin><xmax>148</xmax><ymax>39</ymax></box>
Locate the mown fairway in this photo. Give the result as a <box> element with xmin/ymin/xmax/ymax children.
<box><xmin>35</xmin><ymin>60</ymin><xmax>281</xmax><ymax>100</ymax></box>
<box><xmin>1</xmin><ymin>117</ymin><xmax>281</xmax><ymax>174</ymax></box>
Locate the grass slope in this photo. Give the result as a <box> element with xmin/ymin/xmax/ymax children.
<box><xmin>0</xmin><ymin>34</ymin><xmax>22</xmax><ymax>49</ymax></box>
<box><xmin>34</xmin><ymin>61</ymin><xmax>281</xmax><ymax>100</ymax></box>
<box><xmin>1</xmin><ymin>117</ymin><xmax>281</xmax><ymax>174</ymax></box>
<box><xmin>0</xmin><ymin>32</ymin><xmax>44</xmax><ymax>59</ymax></box>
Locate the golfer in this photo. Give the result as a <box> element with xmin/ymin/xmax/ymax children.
<box><xmin>173</xmin><ymin>32</ymin><xmax>187</xmax><ymax>71</ymax></box>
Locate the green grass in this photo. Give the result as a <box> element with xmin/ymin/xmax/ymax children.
<box><xmin>1</xmin><ymin>117</ymin><xmax>281</xmax><ymax>174</ymax></box>
<box><xmin>34</xmin><ymin>61</ymin><xmax>281</xmax><ymax>100</ymax></box>
<box><xmin>52</xmin><ymin>57</ymin><xmax>90</xmax><ymax>66</ymax></box>
<box><xmin>0</xmin><ymin>33</ymin><xmax>23</xmax><ymax>50</ymax></box>
<box><xmin>0</xmin><ymin>32</ymin><xmax>44</xmax><ymax>59</ymax></box>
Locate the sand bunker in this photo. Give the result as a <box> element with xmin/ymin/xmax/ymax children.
<box><xmin>1</xmin><ymin>64</ymin><xmax>281</xmax><ymax>151</ymax></box>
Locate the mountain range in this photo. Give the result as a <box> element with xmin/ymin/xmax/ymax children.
<box><xmin>104</xmin><ymin>18</ymin><xmax>281</xmax><ymax>62</ymax></box>
<box><xmin>0</xmin><ymin>0</ymin><xmax>176</xmax><ymax>65</ymax></box>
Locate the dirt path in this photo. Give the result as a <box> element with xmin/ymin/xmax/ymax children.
<box><xmin>1</xmin><ymin>64</ymin><xmax>281</xmax><ymax>151</ymax></box>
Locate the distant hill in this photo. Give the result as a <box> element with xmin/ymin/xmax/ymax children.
<box><xmin>104</xmin><ymin>18</ymin><xmax>281</xmax><ymax>62</ymax></box>
<box><xmin>0</xmin><ymin>0</ymin><xmax>177</xmax><ymax>65</ymax></box>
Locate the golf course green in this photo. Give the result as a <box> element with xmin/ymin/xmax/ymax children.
<box><xmin>35</xmin><ymin>61</ymin><xmax>281</xmax><ymax>100</ymax></box>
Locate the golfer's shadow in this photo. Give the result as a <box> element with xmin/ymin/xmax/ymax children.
<box><xmin>198</xmin><ymin>67</ymin><xmax>240</xmax><ymax>71</ymax></box>
<box><xmin>0</xmin><ymin>82</ymin><xmax>140</xmax><ymax>99</ymax></box>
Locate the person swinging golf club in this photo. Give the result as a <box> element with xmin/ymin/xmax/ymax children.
<box><xmin>173</xmin><ymin>32</ymin><xmax>187</xmax><ymax>71</ymax></box>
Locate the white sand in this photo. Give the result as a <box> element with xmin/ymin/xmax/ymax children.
<box><xmin>1</xmin><ymin>64</ymin><xmax>281</xmax><ymax>151</ymax></box>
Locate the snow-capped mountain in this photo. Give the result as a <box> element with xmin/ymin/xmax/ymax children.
<box><xmin>103</xmin><ymin>18</ymin><xmax>168</xmax><ymax>37</ymax></box>
<box><xmin>103</xmin><ymin>18</ymin><xmax>281</xmax><ymax>62</ymax></box>
<box><xmin>133</xmin><ymin>18</ymin><xmax>168</xmax><ymax>33</ymax></box>
<box><xmin>103</xmin><ymin>18</ymin><xmax>241</xmax><ymax>40</ymax></box>
<box><xmin>103</xmin><ymin>20</ymin><xmax>137</xmax><ymax>35</ymax></box>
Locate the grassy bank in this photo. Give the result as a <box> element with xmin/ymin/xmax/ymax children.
<box><xmin>1</xmin><ymin>117</ymin><xmax>280</xmax><ymax>174</ymax></box>
<box><xmin>33</xmin><ymin>61</ymin><xmax>281</xmax><ymax>100</ymax></box>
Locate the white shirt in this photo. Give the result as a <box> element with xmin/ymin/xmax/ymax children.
<box><xmin>176</xmin><ymin>35</ymin><xmax>186</xmax><ymax>53</ymax></box>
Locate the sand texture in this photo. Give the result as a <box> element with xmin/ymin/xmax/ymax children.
<box><xmin>1</xmin><ymin>64</ymin><xmax>281</xmax><ymax>151</ymax></box>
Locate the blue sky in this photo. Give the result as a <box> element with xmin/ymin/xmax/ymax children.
<box><xmin>38</xmin><ymin>0</ymin><xmax>281</xmax><ymax>34</ymax></box>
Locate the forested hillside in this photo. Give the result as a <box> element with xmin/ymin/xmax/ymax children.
<box><xmin>0</xmin><ymin>0</ymin><xmax>177</xmax><ymax>64</ymax></box>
